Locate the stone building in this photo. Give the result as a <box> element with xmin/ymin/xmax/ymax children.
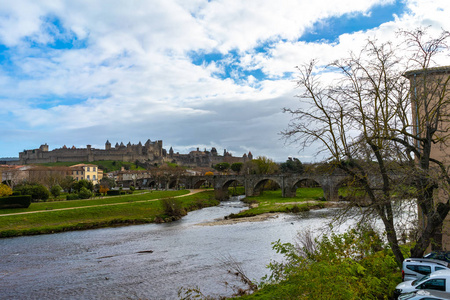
<box><xmin>70</xmin><ymin>164</ymin><xmax>103</xmax><ymax>185</ymax></box>
<box><xmin>167</xmin><ymin>147</ymin><xmax>253</xmax><ymax>167</ymax></box>
<box><xmin>19</xmin><ymin>139</ymin><xmax>164</xmax><ymax>165</ymax></box>
<box><xmin>18</xmin><ymin>139</ymin><xmax>253</xmax><ymax>168</ymax></box>
<box><xmin>405</xmin><ymin>66</ymin><xmax>450</xmax><ymax>250</ymax></box>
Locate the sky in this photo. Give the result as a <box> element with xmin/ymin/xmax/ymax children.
<box><xmin>0</xmin><ymin>0</ymin><xmax>450</xmax><ymax>162</ymax></box>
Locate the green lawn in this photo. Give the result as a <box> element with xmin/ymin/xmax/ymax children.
<box><xmin>0</xmin><ymin>190</ymin><xmax>218</xmax><ymax>237</ymax></box>
<box><xmin>0</xmin><ymin>190</ymin><xmax>188</xmax><ymax>214</ymax></box>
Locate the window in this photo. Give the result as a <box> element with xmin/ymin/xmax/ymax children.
<box><xmin>407</xmin><ymin>265</ymin><xmax>431</xmax><ymax>275</ymax></box>
<box><xmin>87</xmin><ymin>167</ymin><xmax>90</xmax><ymax>171</ymax></box>
<box><xmin>418</xmin><ymin>278</ymin><xmax>446</xmax><ymax>291</ymax></box>
<box><xmin>76</xmin><ymin>171</ymin><xmax>79</xmax><ymax>175</ymax></box>
<box><xmin>87</xmin><ymin>175</ymin><xmax>90</xmax><ymax>180</ymax></box>
<box><xmin>436</xmin><ymin>267</ymin><xmax>446</xmax><ymax>271</ymax></box>
<box><xmin>93</xmin><ymin>175</ymin><xmax>96</xmax><ymax>180</ymax></box>
<box><xmin>93</xmin><ymin>167</ymin><xmax>96</xmax><ymax>171</ymax></box>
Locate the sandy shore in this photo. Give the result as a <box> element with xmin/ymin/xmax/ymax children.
<box><xmin>199</xmin><ymin>212</ymin><xmax>281</xmax><ymax>226</ymax></box>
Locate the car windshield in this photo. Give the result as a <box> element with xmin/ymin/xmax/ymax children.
<box><xmin>412</xmin><ymin>274</ymin><xmax>430</xmax><ymax>286</ymax></box>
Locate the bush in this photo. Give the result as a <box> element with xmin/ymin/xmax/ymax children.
<box><xmin>14</xmin><ymin>183</ymin><xmax>50</xmax><ymax>202</ymax></box>
<box><xmin>99</xmin><ymin>186</ymin><xmax>109</xmax><ymax>195</ymax></box>
<box><xmin>50</xmin><ymin>184</ymin><xmax>62</xmax><ymax>198</ymax></box>
<box><xmin>0</xmin><ymin>195</ymin><xmax>32</xmax><ymax>209</ymax></box>
<box><xmin>78</xmin><ymin>187</ymin><xmax>92</xmax><ymax>199</ymax></box>
<box><xmin>107</xmin><ymin>190</ymin><xmax>121</xmax><ymax>196</ymax></box>
<box><xmin>161</xmin><ymin>198</ymin><xmax>186</xmax><ymax>217</ymax></box>
<box><xmin>0</xmin><ymin>183</ymin><xmax>13</xmax><ymax>197</ymax></box>
<box><xmin>256</xmin><ymin>225</ymin><xmax>400</xmax><ymax>299</ymax></box>
<box><xmin>66</xmin><ymin>193</ymin><xmax>80</xmax><ymax>200</ymax></box>
<box><xmin>32</xmin><ymin>185</ymin><xmax>50</xmax><ymax>202</ymax></box>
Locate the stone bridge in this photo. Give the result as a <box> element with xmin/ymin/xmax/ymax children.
<box><xmin>124</xmin><ymin>173</ymin><xmax>352</xmax><ymax>201</ymax></box>
<box><xmin>208</xmin><ymin>174</ymin><xmax>349</xmax><ymax>201</ymax></box>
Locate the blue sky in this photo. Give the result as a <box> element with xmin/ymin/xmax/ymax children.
<box><xmin>0</xmin><ymin>0</ymin><xmax>449</xmax><ymax>162</ymax></box>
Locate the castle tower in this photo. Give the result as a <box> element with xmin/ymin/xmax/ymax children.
<box><xmin>105</xmin><ymin>140</ymin><xmax>111</xmax><ymax>150</ymax></box>
<box><xmin>211</xmin><ymin>147</ymin><xmax>217</xmax><ymax>156</ymax></box>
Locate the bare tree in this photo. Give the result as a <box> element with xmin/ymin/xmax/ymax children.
<box><xmin>282</xmin><ymin>28</ymin><xmax>450</xmax><ymax>266</ymax></box>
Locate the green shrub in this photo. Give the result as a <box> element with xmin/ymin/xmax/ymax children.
<box><xmin>14</xmin><ymin>183</ymin><xmax>50</xmax><ymax>202</ymax></box>
<box><xmin>66</xmin><ymin>193</ymin><xmax>80</xmax><ymax>200</ymax></box>
<box><xmin>78</xmin><ymin>187</ymin><xmax>92</xmax><ymax>199</ymax></box>
<box><xmin>32</xmin><ymin>185</ymin><xmax>50</xmax><ymax>202</ymax></box>
<box><xmin>106</xmin><ymin>190</ymin><xmax>120</xmax><ymax>196</ymax></box>
<box><xmin>254</xmin><ymin>225</ymin><xmax>400</xmax><ymax>300</ymax></box>
<box><xmin>0</xmin><ymin>195</ymin><xmax>32</xmax><ymax>209</ymax></box>
<box><xmin>50</xmin><ymin>184</ymin><xmax>62</xmax><ymax>198</ymax></box>
<box><xmin>107</xmin><ymin>190</ymin><xmax>121</xmax><ymax>196</ymax></box>
<box><xmin>161</xmin><ymin>197</ymin><xmax>186</xmax><ymax>217</ymax></box>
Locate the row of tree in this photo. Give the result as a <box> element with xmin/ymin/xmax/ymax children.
<box><xmin>212</xmin><ymin>156</ymin><xmax>304</xmax><ymax>175</ymax></box>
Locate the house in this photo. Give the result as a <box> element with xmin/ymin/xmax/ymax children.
<box><xmin>70</xmin><ymin>164</ymin><xmax>103</xmax><ymax>185</ymax></box>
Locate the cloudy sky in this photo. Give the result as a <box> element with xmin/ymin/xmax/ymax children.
<box><xmin>0</xmin><ymin>0</ymin><xmax>449</xmax><ymax>162</ymax></box>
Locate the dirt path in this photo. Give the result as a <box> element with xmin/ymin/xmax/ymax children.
<box><xmin>0</xmin><ymin>189</ymin><xmax>207</xmax><ymax>217</ymax></box>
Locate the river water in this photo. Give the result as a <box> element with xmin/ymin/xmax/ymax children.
<box><xmin>0</xmin><ymin>197</ymin><xmax>352</xmax><ymax>300</ymax></box>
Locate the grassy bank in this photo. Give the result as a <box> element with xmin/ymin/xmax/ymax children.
<box><xmin>228</xmin><ymin>188</ymin><xmax>326</xmax><ymax>218</ymax></box>
<box><xmin>0</xmin><ymin>190</ymin><xmax>218</xmax><ymax>238</ymax></box>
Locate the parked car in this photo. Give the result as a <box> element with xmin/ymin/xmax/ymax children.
<box><xmin>425</xmin><ymin>251</ymin><xmax>450</xmax><ymax>264</ymax></box>
<box><xmin>395</xmin><ymin>269</ymin><xmax>450</xmax><ymax>299</ymax></box>
<box><xmin>402</xmin><ymin>258</ymin><xmax>449</xmax><ymax>281</ymax></box>
<box><xmin>398</xmin><ymin>289</ymin><xmax>450</xmax><ymax>300</ymax></box>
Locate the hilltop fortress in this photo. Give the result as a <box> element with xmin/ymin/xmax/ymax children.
<box><xmin>19</xmin><ymin>139</ymin><xmax>253</xmax><ymax>167</ymax></box>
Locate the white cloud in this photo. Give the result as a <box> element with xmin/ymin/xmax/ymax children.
<box><xmin>0</xmin><ymin>0</ymin><xmax>449</xmax><ymax>162</ymax></box>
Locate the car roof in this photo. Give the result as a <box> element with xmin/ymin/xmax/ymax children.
<box><xmin>428</xmin><ymin>269</ymin><xmax>450</xmax><ymax>277</ymax></box>
<box><xmin>404</xmin><ymin>258</ymin><xmax>449</xmax><ymax>267</ymax></box>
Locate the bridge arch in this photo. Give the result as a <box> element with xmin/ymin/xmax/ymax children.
<box><xmin>214</xmin><ymin>177</ymin><xmax>245</xmax><ymax>200</ymax></box>
<box><xmin>192</xmin><ymin>178</ymin><xmax>214</xmax><ymax>189</ymax></box>
<box><xmin>251</xmin><ymin>177</ymin><xmax>283</xmax><ymax>196</ymax></box>
<box><xmin>287</xmin><ymin>178</ymin><xmax>323</xmax><ymax>199</ymax></box>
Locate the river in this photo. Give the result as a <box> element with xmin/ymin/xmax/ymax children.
<box><xmin>0</xmin><ymin>197</ymin><xmax>357</xmax><ymax>300</ymax></box>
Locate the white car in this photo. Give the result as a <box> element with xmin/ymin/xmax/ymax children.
<box><xmin>395</xmin><ymin>269</ymin><xmax>450</xmax><ymax>298</ymax></box>
<box><xmin>398</xmin><ymin>289</ymin><xmax>450</xmax><ymax>300</ymax></box>
<box><xmin>402</xmin><ymin>258</ymin><xmax>449</xmax><ymax>281</ymax></box>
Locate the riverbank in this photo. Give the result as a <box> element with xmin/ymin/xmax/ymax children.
<box><xmin>0</xmin><ymin>189</ymin><xmax>218</xmax><ymax>238</ymax></box>
<box><xmin>0</xmin><ymin>188</ymin><xmax>346</xmax><ymax>238</ymax></box>
<box><xmin>200</xmin><ymin>200</ymin><xmax>345</xmax><ymax>226</ymax></box>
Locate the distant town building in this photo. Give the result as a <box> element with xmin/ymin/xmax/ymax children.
<box><xmin>70</xmin><ymin>164</ymin><xmax>103</xmax><ymax>185</ymax></box>
<box><xmin>0</xmin><ymin>165</ymin><xmax>72</xmax><ymax>188</ymax></box>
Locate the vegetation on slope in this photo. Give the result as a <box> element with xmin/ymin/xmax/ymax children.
<box><xmin>0</xmin><ymin>190</ymin><xmax>218</xmax><ymax>237</ymax></box>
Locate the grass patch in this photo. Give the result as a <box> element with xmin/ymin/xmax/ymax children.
<box><xmin>0</xmin><ymin>190</ymin><xmax>188</xmax><ymax>214</ymax></box>
<box><xmin>228</xmin><ymin>188</ymin><xmax>325</xmax><ymax>218</ymax></box>
<box><xmin>0</xmin><ymin>190</ymin><xmax>218</xmax><ymax>238</ymax></box>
